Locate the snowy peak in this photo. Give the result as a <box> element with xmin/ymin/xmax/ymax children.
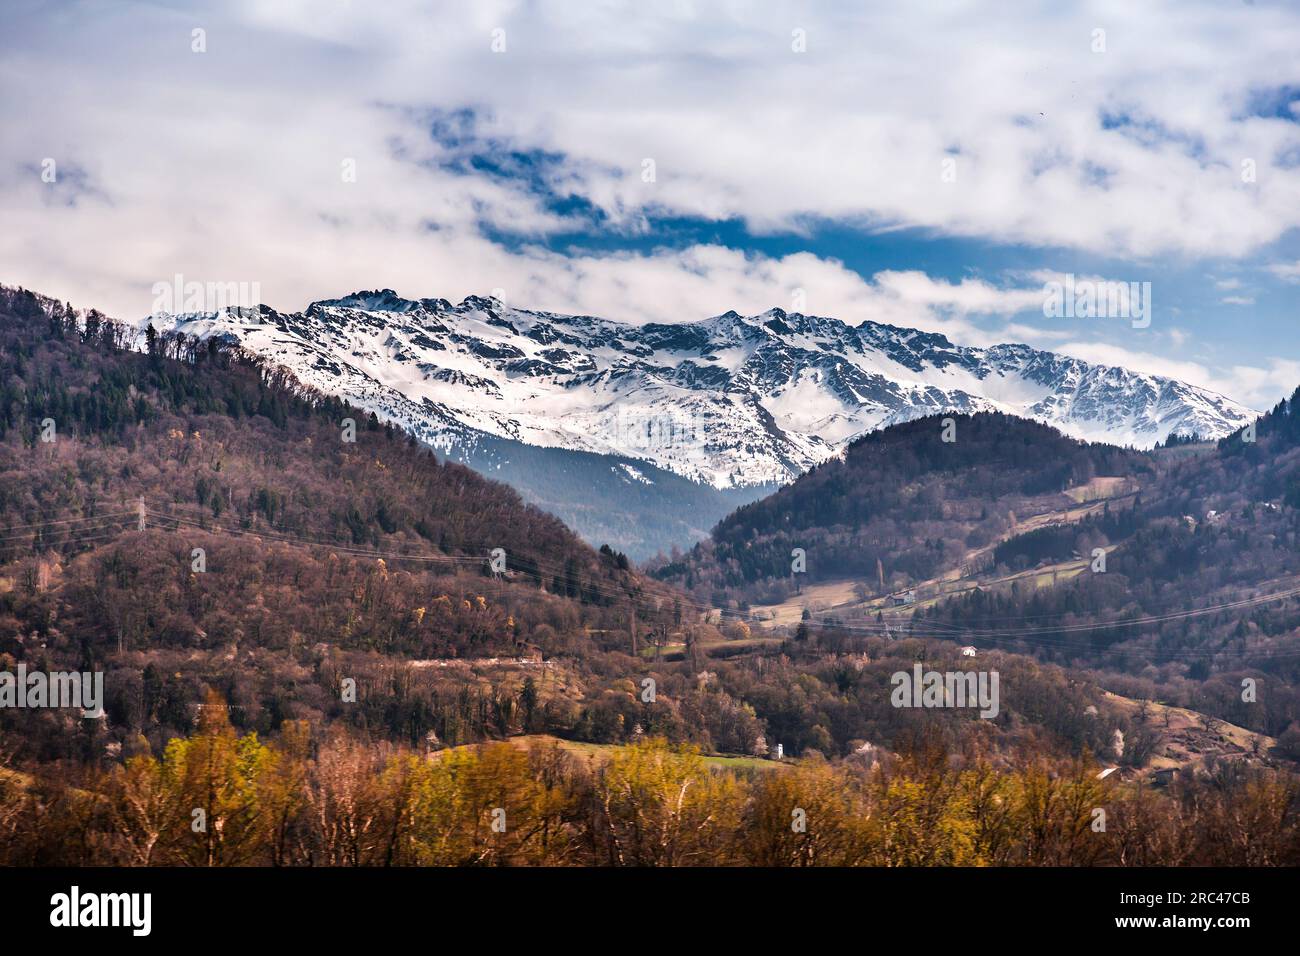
<box><xmin>145</xmin><ymin>292</ymin><xmax>1257</xmax><ymax>490</ymax></box>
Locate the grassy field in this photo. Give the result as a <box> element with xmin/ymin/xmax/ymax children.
<box><xmin>751</xmin><ymin>547</ymin><xmax>1112</xmax><ymax>630</ymax></box>
<box><xmin>434</xmin><ymin>733</ymin><xmax>784</xmax><ymax>772</ymax></box>
<box><xmin>748</xmin><ymin>476</ymin><xmax>1139</xmax><ymax>630</ymax></box>
<box><xmin>751</xmin><ymin>580</ymin><xmax>862</xmax><ymax>626</ymax></box>
<box><xmin>1104</xmin><ymin>691</ymin><xmax>1276</xmax><ymax>777</ymax></box>
<box><xmin>1062</xmin><ymin>475</ymin><xmax>1136</xmax><ymax>503</ymax></box>
<box><xmin>637</xmin><ymin>635</ymin><xmax>785</xmax><ymax>660</ymax></box>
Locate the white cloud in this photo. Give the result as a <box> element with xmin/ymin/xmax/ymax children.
<box><xmin>0</xmin><ymin>0</ymin><xmax>1297</xmax><ymax>411</ymax></box>
<box><xmin>3</xmin><ymin>1</ymin><xmax>1300</xmax><ymax>305</ymax></box>
<box><xmin>434</xmin><ymin>244</ymin><xmax>1047</xmax><ymax>344</ymax></box>
<box><xmin>1057</xmin><ymin>340</ymin><xmax>1297</xmax><ymax>409</ymax></box>
<box><xmin>1222</xmin><ymin>358</ymin><xmax>1300</xmax><ymax>408</ymax></box>
<box><xmin>1268</xmin><ymin>261</ymin><xmax>1300</xmax><ymax>283</ymax></box>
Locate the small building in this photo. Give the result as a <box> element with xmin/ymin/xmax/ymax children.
<box><xmin>770</xmin><ymin>743</ymin><xmax>784</xmax><ymax>761</ymax></box>
<box><xmin>891</xmin><ymin>589</ymin><xmax>916</xmax><ymax>607</ymax></box>
<box><xmin>1151</xmin><ymin>767</ymin><xmax>1179</xmax><ymax>787</ymax></box>
<box><xmin>960</xmin><ymin>645</ymin><xmax>977</xmax><ymax>658</ymax></box>
<box><xmin>514</xmin><ymin>642</ymin><xmax>543</xmax><ymax>663</ymax></box>
<box><xmin>852</xmin><ymin>740</ymin><xmax>886</xmax><ymax>770</ymax></box>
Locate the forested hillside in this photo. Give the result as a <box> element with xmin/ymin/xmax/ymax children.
<box><xmin>914</xmin><ymin>397</ymin><xmax>1300</xmax><ymax>733</ymax></box>
<box><xmin>0</xmin><ymin>287</ymin><xmax>1219</xmax><ymax>765</ymax></box>
<box><xmin>654</xmin><ymin>413</ymin><xmax>1150</xmax><ymax>604</ymax></box>
<box><xmin>0</xmin><ymin>285</ymin><xmax>687</xmax><ymax>762</ymax></box>
<box><xmin>655</xmin><ymin>402</ymin><xmax>1300</xmax><ymax>743</ymax></box>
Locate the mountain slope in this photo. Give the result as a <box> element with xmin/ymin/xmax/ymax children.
<box><xmin>654</xmin><ymin>411</ymin><xmax>1153</xmax><ymax>603</ymax></box>
<box><xmin>0</xmin><ymin>284</ymin><xmax>693</xmax><ymax>759</ymax></box>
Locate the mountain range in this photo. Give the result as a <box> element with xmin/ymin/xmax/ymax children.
<box><xmin>146</xmin><ymin>290</ymin><xmax>1256</xmax><ymax>556</ymax></box>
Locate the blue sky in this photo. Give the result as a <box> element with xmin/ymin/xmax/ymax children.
<box><xmin>2</xmin><ymin>0</ymin><xmax>1300</xmax><ymax>407</ymax></box>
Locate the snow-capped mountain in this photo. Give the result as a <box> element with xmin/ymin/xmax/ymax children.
<box><xmin>147</xmin><ymin>290</ymin><xmax>1255</xmax><ymax>491</ymax></box>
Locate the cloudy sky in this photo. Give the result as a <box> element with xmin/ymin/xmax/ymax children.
<box><xmin>3</xmin><ymin>0</ymin><xmax>1300</xmax><ymax>407</ymax></box>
